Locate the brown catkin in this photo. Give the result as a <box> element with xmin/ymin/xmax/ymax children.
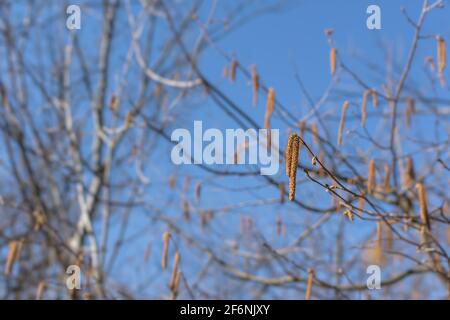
<box><xmin>285</xmin><ymin>133</ymin><xmax>294</xmax><ymax>176</ymax></box>
<box><xmin>405</xmin><ymin>97</ymin><xmax>415</xmax><ymax>128</ymax></box>
<box><xmin>288</xmin><ymin>134</ymin><xmax>300</xmax><ymax>201</ymax></box>
<box><xmin>168</xmin><ymin>175</ymin><xmax>175</xmax><ymax>189</ymax></box>
<box><xmin>251</xmin><ymin>65</ymin><xmax>260</xmax><ymax>106</ymax></box>
<box><xmin>361</xmin><ymin>90</ymin><xmax>369</xmax><ymax>128</ymax></box>
<box><xmin>367</xmin><ymin>159</ymin><xmax>376</xmax><ymax>195</ymax></box>
<box><xmin>437</xmin><ymin>36</ymin><xmax>446</xmax><ymax>73</ymax></box>
<box><xmin>222</xmin><ymin>66</ymin><xmax>228</xmax><ymax>78</ymax></box>
<box><xmin>230</xmin><ymin>59</ymin><xmax>237</xmax><ymax>82</ymax></box>
<box><xmin>311</xmin><ymin>123</ymin><xmax>319</xmax><ymax>145</ymax></box>
<box><xmin>299</xmin><ymin>121</ymin><xmax>306</xmax><ymax>140</ymax></box>
<box><xmin>371</xmin><ymin>89</ymin><xmax>378</xmax><ymax>108</ymax></box>
<box><xmin>383</xmin><ymin>164</ymin><xmax>391</xmax><ymax>193</ymax></box>
<box><xmin>5</xmin><ymin>241</ymin><xmax>18</xmax><ymax>276</ymax></box>
<box><xmin>36</xmin><ymin>281</ymin><xmax>47</xmax><ymax>300</ymax></box>
<box><xmin>169</xmin><ymin>252</ymin><xmax>181</xmax><ymax>290</ymax></box>
<box><xmin>171</xmin><ymin>271</ymin><xmax>181</xmax><ymax>299</ymax></box>
<box><xmin>183</xmin><ymin>200</ymin><xmax>190</xmax><ymax>220</ymax></box>
<box><xmin>264</xmin><ymin>88</ymin><xmax>275</xmax><ymax>129</ymax></box>
<box><xmin>161</xmin><ymin>231</ymin><xmax>171</xmax><ymax>270</ymax></box>
<box><xmin>337</xmin><ymin>100</ymin><xmax>349</xmax><ymax>146</ymax></box>
<box><xmin>403</xmin><ymin>156</ymin><xmax>415</xmax><ymax>189</ymax></box>
<box><xmin>305</xmin><ymin>269</ymin><xmax>315</xmax><ymax>300</ymax></box>
<box><xmin>375</xmin><ymin>221</ymin><xmax>384</xmax><ymax>265</ymax></box>
<box><xmin>416</xmin><ymin>183</ymin><xmax>431</xmax><ymax>231</ymax></box>
<box><xmin>384</xmin><ymin>221</ymin><xmax>394</xmax><ymax>251</ymax></box>
<box><xmin>279</xmin><ymin>183</ymin><xmax>285</xmax><ymax>204</ymax></box>
<box><xmin>195</xmin><ymin>182</ymin><xmax>201</xmax><ymax>203</ymax></box>
<box><xmin>330</xmin><ymin>48</ymin><xmax>337</xmax><ymax>76</ymax></box>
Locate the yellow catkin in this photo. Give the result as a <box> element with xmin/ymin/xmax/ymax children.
<box><xmin>405</xmin><ymin>97</ymin><xmax>415</xmax><ymax>128</ymax></box>
<box><xmin>367</xmin><ymin>159</ymin><xmax>376</xmax><ymax>195</ymax></box>
<box><xmin>383</xmin><ymin>164</ymin><xmax>390</xmax><ymax>193</ymax></box>
<box><xmin>311</xmin><ymin>123</ymin><xmax>319</xmax><ymax>145</ymax></box>
<box><xmin>5</xmin><ymin>241</ymin><xmax>18</xmax><ymax>276</ymax></box>
<box><xmin>403</xmin><ymin>156</ymin><xmax>415</xmax><ymax>189</ymax></box>
<box><xmin>305</xmin><ymin>269</ymin><xmax>315</xmax><ymax>300</ymax></box>
<box><xmin>251</xmin><ymin>65</ymin><xmax>260</xmax><ymax>106</ymax></box>
<box><xmin>374</xmin><ymin>221</ymin><xmax>384</xmax><ymax>265</ymax></box>
<box><xmin>36</xmin><ymin>281</ymin><xmax>47</xmax><ymax>300</ymax></box>
<box><xmin>361</xmin><ymin>90</ymin><xmax>369</xmax><ymax>128</ymax></box>
<box><xmin>230</xmin><ymin>59</ymin><xmax>237</xmax><ymax>82</ymax></box>
<box><xmin>195</xmin><ymin>182</ymin><xmax>201</xmax><ymax>203</ymax></box>
<box><xmin>330</xmin><ymin>48</ymin><xmax>337</xmax><ymax>76</ymax></box>
<box><xmin>337</xmin><ymin>100</ymin><xmax>348</xmax><ymax>146</ymax></box>
<box><xmin>169</xmin><ymin>252</ymin><xmax>181</xmax><ymax>290</ymax></box>
<box><xmin>161</xmin><ymin>231</ymin><xmax>171</xmax><ymax>270</ymax></box>
<box><xmin>416</xmin><ymin>183</ymin><xmax>431</xmax><ymax>231</ymax></box>
<box><xmin>285</xmin><ymin>133</ymin><xmax>294</xmax><ymax>176</ymax></box>
<box><xmin>437</xmin><ymin>36</ymin><xmax>446</xmax><ymax>73</ymax></box>
<box><xmin>371</xmin><ymin>89</ymin><xmax>378</xmax><ymax>108</ymax></box>
<box><xmin>288</xmin><ymin>135</ymin><xmax>300</xmax><ymax>201</ymax></box>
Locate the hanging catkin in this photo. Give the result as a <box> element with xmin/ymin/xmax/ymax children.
<box><xmin>383</xmin><ymin>164</ymin><xmax>390</xmax><ymax>193</ymax></box>
<box><xmin>416</xmin><ymin>183</ymin><xmax>431</xmax><ymax>231</ymax></box>
<box><xmin>36</xmin><ymin>281</ymin><xmax>47</xmax><ymax>300</ymax></box>
<box><xmin>169</xmin><ymin>252</ymin><xmax>180</xmax><ymax>290</ymax></box>
<box><xmin>4</xmin><ymin>241</ymin><xmax>19</xmax><ymax>276</ymax></box>
<box><xmin>371</xmin><ymin>89</ymin><xmax>378</xmax><ymax>108</ymax></box>
<box><xmin>330</xmin><ymin>48</ymin><xmax>337</xmax><ymax>76</ymax></box>
<box><xmin>437</xmin><ymin>35</ymin><xmax>446</xmax><ymax>73</ymax></box>
<box><xmin>251</xmin><ymin>65</ymin><xmax>259</xmax><ymax>106</ymax></box>
<box><xmin>264</xmin><ymin>88</ymin><xmax>275</xmax><ymax>129</ymax></box>
<box><xmin>305</xmin><ymin>269</ymin><xmax>315</xmax><ymax>300</ymax></box>
<box><xmin>161</xmin><ymin>231</ymin><xmax>171</xmax><ymax>270</ymax></box>
<box><xmin>289</xmin><ymin>134</ymin><xmax>300</xmax><ymax>201</ymax></box>
<box><xmin>405</xmin><ymin>97</ymin><xmax>415</xmax><ymax>128</ymax></box>
<box><xmin>311</xmin><ymin>123</ymin><xmax>319</xmax><ymax>145</ymax></box>
<box><xmin>361</xmin><ymin>90</ymin><xmax>369</xmax><ymax>128</ymax></box>
<box><xmin>230</xmin><ymin>59</ymin><xmax>237</xmax><ymax>82</ymax></box>
<box><xmin>337</xmin><ymin>100</ymin><xmax>349</xmax><ymax>146</ymax></box>
<box><xmin>285</xmin><ymin>133</ymin><xmax>294</xmax><ymax>176</ymax></box>
<box><xmin>403</xmin><ymin>156</ymin><xmax>415</xmax><ymax>189</ymax></box>
<box><xmin>367</xmin><ymin>159</ymin><xmax>376</xmax><ymax>195</ymax></box>
<box><xmin>299</xmin><ymin>121</ymin><xmax>306</xmax><ymax>140</ymax></box>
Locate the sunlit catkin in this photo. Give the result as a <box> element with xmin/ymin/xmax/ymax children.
<box><xmin>337</xmin><ymin>100</ymin><xmax>349</xmax><ymax>146</ymax></box>
<box><xmin>416</xmin><ymin>183</ymin><xmax>431</xmax><ymax>231</ymax></box>
<box><xmin>251</xmin><ymin>65</ymin><xmax>259</xmax><ymax>106</ymax></box>
<box><xmin>361</xmin><ymin>90</ymin><xmax>369</xmax><ymax>128</ymax></box>
<box><xmin>311</xmin><ymin>123</ymin><xmax>319</xmax><ymax>145</ymax></box>
<box><xmin>367</xmin><ymin>159</ymin><xmax>376</xmax><ymax>195</ymax></box>
<box><xmin>437</xmin><ymin>36</ymin><xmax>446</xmax><ymax>73</ymax></box>
<box><xmin>405</xmin><ymin>97</ymin><xmax>415</xmax><ymax>128</ymax></box>
<box><xmin>403</xmin><ymin>156</ymin><xmax>415</xmax><ymax>189</ymax></box>
<box><xmin>169</xmin><ymin>252</ymin><xmax>180</xmax><ymax>290</ymax></box>
<box><xmin>5</xmin><ymin>241</ymin><xmax>18</xmax><ymax>276</ymax></box>
<box><xmin>161</xmin><ymin>231</ymin><xmax>171</xmax><ymax>270</ymax></box>
<box><xmin>285</xmin><ymin>133</ymin><xmax>294</xmax><ymax>176</ymax></box>
<box><xmin>299</xmin><ymin>121</ymin><xmax>306</xmax><ymax>140</ymax></box>
<box><xmin>289</xmin><ymin>134</ymin><xmax>300</xmax><ymax>201</ymax></box>
<box><xmin>330</xmin><ymin>48</ymin><xmax>337</xmax><ymax>76</ymax></box>
<box><xmin>305</xmin><ymin>269</ymin><xmax>315</xmax><ymax>300</ymax></box>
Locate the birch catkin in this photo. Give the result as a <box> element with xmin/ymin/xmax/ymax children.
<box><xmin>264</xmin><ymin>88</ymin><xmax>275</xmax><ymax>129</ymax></box>
<box><xmin>251</xmin><ymin>65</ymin><xmax>259</xmax><ymax>106</ymax></box>
<box><xmin>361</xmin><ymin>90</ymin><xmax>369</xmax><ymax>128</ymax></box>
<box><xmin>169</xmin><ymin>252</ymin><xmax>180</xmax><ymax>290</ymax></box>
<box><xmin>371</xmin><ymin>89</ymin><xmax>378</xmax><ymax>108</ymax></box>
<box><xmin>437</xmin><ymin>36</ymin><xmax>446</xmax><ymax>73</ymax></box>
<box><xmin>416</xmin><ymin>183</ymin><xmax>431</xmax><ymax>231</ymax></box>
<box><xmin>5</xmin><ymin>241</ymin><xmax>18</xmax><ymax>276</ymax></box>
<box><xmin>311</xmin><ymin>123</ymin><xmax>319</xmax><ymax>145</ymax></box>
<box><xmin>36</xmin><ymin>281</ymin><xmax>47</xmax><ymax>300</ymax></box>
<box><xmin>383</xmin><ymin>164</ymin><xmax>390</xmax><ymax>193</ymax></box>
<box><xmin>230</xmin><ymin>59</ymin><xmax>237</xmax><ymax>82</ymax></box>
<box><xmin>289</xmin><ymin>134</ymin><xmax>300</xmax><ymax>201</ymax></box>
<box><xmin>330</xmin><ymin>48</ymin><xmax>337</xmax><ymax>76</ymax></box>
<box><xmin>285</xmin><ymin>133</ymin><xmax>294</xmax><ymax>176</ymax></box>
<box><xmin>337</xmin><ymin>100</ymin><xmax>349</xmax><ymax>146</ymax></box>
<box><xmin>367</xmin><ymin>159</ymin><xmax>376</xmax><ymax>195</ymax></box>
<box><xmin>305</xmin><ymin>269</ymin><xmax>315</xmax><ymax>300</ymax></box>
<box><xmin>161</xmin><ymin>231</ymin><xmax>171</xmax><ymax>270</ymax></box>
